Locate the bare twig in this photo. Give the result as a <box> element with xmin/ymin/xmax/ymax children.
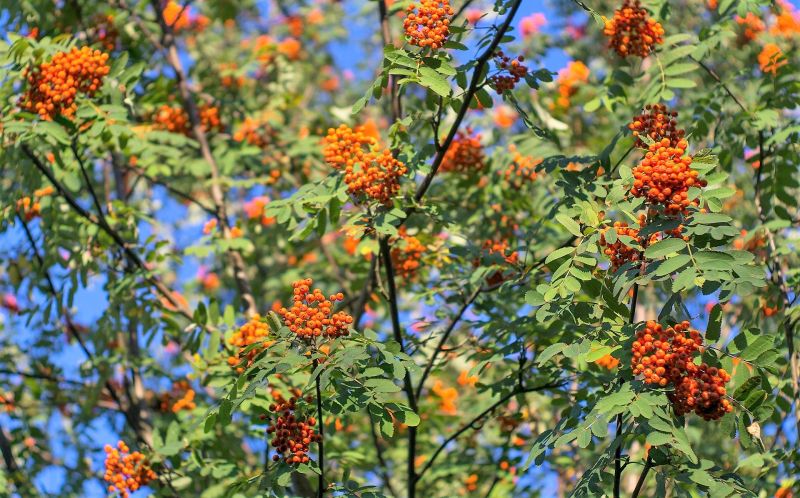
<box><xmin>415</xmin><ymin>285</ymin><xmax>482</xmax><ymax>399</ymax></box>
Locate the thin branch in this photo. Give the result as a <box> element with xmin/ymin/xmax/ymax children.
<box><xmin>0</xmin><ymin>424</ymin><xmax>39</xmax><ymax>496</ymax></box>
<box><xmin>615</xmin><ymin>282</ymin><xmax>639</xmax><ymax>498</ymax></box>
<box><xmin>367</xmin><ymin>412</ymin><xmax>399</xmax><ymax>497</ymax></box>
<box><xmin>353</xmin><ymin>256</ymin><xmax>378</xmax><ymax>328</ymax></box>
<box><xmin>17</xmin><ymin>215</ymin><xmax>149</xmax><ymax>447</ymax></box>
<box><xmin>569</xmin><ymin>0</ymin><xmax>594</xmax><ymax>14</ymax></box>
<box><xmin>0</xmin><ymin>425</ymin><xmax>19</xmax><ymax>473</ymax></box>
<box><xmin>631</xmin><ymin>456</ymin><xmax>653</xmax><ymax>498</ymax></box>
<box><xmin>415</xmin><ymin>380</ymin><xmax>565</xmax><ymax>482</ymax></box>
<box><xmin>313</xmin><ymin>359</ymin><xmax>325</xmax><ymax>497</ymax></box>
<box><xmin>122</xmin><ymin>163</ymin><xmax>218</xmax><ymax>216</ymax></box>
<box><xmin>453</xmin><ymin>0</ymin><xmax>478</xmax><ymax>22</ymax></box>
<box><xmin>410</xmin><ymin>233</ymin><xmax>579</xmax><ymax>401</ymax></box>
<box><xmin>415</xmin><ymin>285</ymin><xmax>482</xmax><ymax>399</ymax></box>
<box><xmin>689</xmin><ymin>56</ymin><xmax>748</xmax><ymax>114</ymax></box>
<box><xmin>754</xmin><ymin>131</ymin><xmax>799</xmax><ymax>436</ymax></box>
<box><xmin>379</xmin><ymin>238</ymin><xmax>419</xmax><ymax>498</ymax></box>
<box><xmin>612</xmin><ymin>412</ymin><xmax>624</xmax><ymax>498</ymax></box>
<box><xmin>0</xmin><ymin>369</ymin><xmax>85</xmax><ymax>386</ymax></box>
<box><xmin>73</xmin><ymin>142</ymin><xmax>109</xmax><ymax>226</ymax></box>
<box><xmin>377</xmin><ymin>0</ymin><xmax>402</xmax><ymax>123</ymax></box>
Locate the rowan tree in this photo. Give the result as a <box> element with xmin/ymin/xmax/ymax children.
<box><xmin>0</xmin><ymin>1</ymin><xmax>798</xmax><ymax>497</ymax></box>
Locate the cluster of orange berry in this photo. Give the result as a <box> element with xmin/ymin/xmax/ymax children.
<box><xmin>391</xmin><ymin>227</ymin><xmax>426</xmax><ymax>279</ymax></box>
<box><xmin>344</xmin><ymin>148</ymin><xmax>408</xmax><ymax>206</ymax></box>
<box><xmin>266</xmin><ymin>395</ymin><xmax>320</xmax><ymax>464</ymax></box>
<box><xmin>555</xmin><ymin>61</ymin><xmax>590</xmax><ymax>109</ymax></box>
<box><xmin>632</xmin><ymin>321</ymin><xmax>701</xmax><ymax>386</ymax></box>
<box><xmin>91</xmin><ymin>14</ymin><xmax>118</xmax><ymax>51</ymax></box>
<box><xmin>599</xmin><ymin>221</ymin><xmax>644</xmax><ymax>271</ymax></box>
<box><xmin>152</xmin><ymin>104</ymin><xmax>222</xmax><ymax>136</ymax></box>
<box><xmin>162</xmin><ymin>0</ymin><xmax>209</xmax><ymax>32</ymax></box>
<box><xmin>21</xmin><ymin>46</ymin><xmax>110</xmax><ymax>120</ymax></box>
<box><xmin>192</xmin><ymin>105</ymin><xmax>222</xmax><ymax>133</ymax></box>
<box><xmin>16</xmin><ymin>186</ymin><xmax>55</xmax><ymax>222</ymax></box>
<box><xmin>158</xmin><ymin>380</ymin><xmax>196</xmax><ymax>413</ymax></box>
<box><xmin>735</xmin><ymin>13</ymin><xmax>765</xmax><ymax>43</ymax></box>
<box><xmin>599</xmin><ymin>213</ymin><xmax>688</xmax><ymax>270</ymax></box>
<box><xmin>278</xmin><ymin>279</ymin><xmax>353</xmax><ymax>341</ymax></box>
<box><xmin>464</xmin><ymin>474</ymin><xmax>478</xmax><ymax>492</ymax></box>
<box><xmin>631</xmin><ymin>320</ymin><xmax>732</xmax><ymax>420</ymax></box>
<box><xmin>631</xmin><ymin>138</ymin><xmax>705</xmax><ymax>215</ymax></box>
<box><xmin>403</xmin><ymin>0</ymin><xmax>454</xmax><ymax>50</ymax></box>
<box><xmin>244</xmin><ymin>196</ymin><xmax>276</xmax><ymax>226</ymax></box>
<box><xmin>670</xmin><ymin>364</ymin><xmax>733</xmax><ymax>420</ymax></box>
<box><xmin>227</xmin><ymin>314</ymin><xmax>274</xmax><ymax>373</ymax></box>
<box><xmin>233</xmin><ymin>117</ymin><xmax>277</xmax><ymax>149</ymax></box>
<box><xmin>491</xmin><ymin>51</ymin><xmax>528</xmax><ymax>93</ymax></box>
<box><xmin>479</xmin><ymin>239</ymin><xmax>519</xmax><ymax>286</ymax></box>
<box><xmin>432</xmin><ymin>380</ymin><xmax>459</xmax><ymax>415</ymax></box>
<box><xmin>481</xmin><ymin>239</ymin><xmax>519</xmax><ymax>266</ymax></box>
<box><xmin>103</xmin><ymin>441</ymin><xmax>157</xmax><ymax>498</ymax></box>
<box><xmin>603</xmin><ymin>0</ymin><xmax>664</xmax><ymax>58</ymax></box>
<box><xmin>234</xmin><ymin>118</ymin><xmax>285</xmax><ymax>173</ymax></box>
<box><xmin>324</xmin><ymin>125</ymin><xmax>407</xmax><ymax>205</ymax></box>
<box><xmin>503</xmin><ymin>145</ymin><xmax>541</xmax><ymax>186</ymax></box>
<box><xmin>220</xmin><ymin>62</ymin><xmax>246</xmax><ymax>88</ymax></box>
<box><xmin>629</xmin><ymin>104</ymin><xmax>685</xmax><ymax>148</ymax></box>
<box><xmin>440</xmin><ymin>128</ymin><xmax>486</xmax><ymax>173</ymax></box>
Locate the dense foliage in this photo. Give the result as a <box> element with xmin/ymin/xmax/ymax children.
<box><xmin>0</xmin><ymin>0</ymin><xmax>798</xmax><ymax>497</ymax></box>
